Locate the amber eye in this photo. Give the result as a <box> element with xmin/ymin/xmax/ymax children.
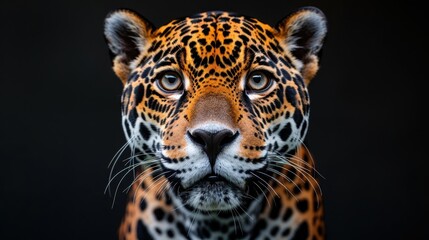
<box><xmin>246</xmin><ymin>71</ymin><xmax>272</xmax><ymax>93</ymax></box>
<box><xmin>157</xmin><ymin>71</ymin><xmax>183</xmax><ymax>93</ymax></box>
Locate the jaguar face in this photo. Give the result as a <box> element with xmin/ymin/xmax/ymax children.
<box><xmin>105</xmin><ymin>9</ymin><xmax>326</xmax><ymax>211</ymax></box>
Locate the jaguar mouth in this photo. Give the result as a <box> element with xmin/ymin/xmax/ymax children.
<box><xmin>200</xmin><ymin>173</ymin><xmax>228</xmax><ymax>183</ymax></box>
<box><xmin>175</xmin><ymin>173</ymin><xmax>245</xmax><ymax>211</ymax></box>
<box><xmin>191</xmin><ymin>173</ymin><xmax>245</xmax><ymax>193</ymax></box>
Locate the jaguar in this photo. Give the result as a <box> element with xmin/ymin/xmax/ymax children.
<box><xmin>104</xmin><ymin>6</ymin><xmax>327</xmax><ymax>240</ymax></box>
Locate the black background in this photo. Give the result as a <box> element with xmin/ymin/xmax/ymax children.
<box><xmin>0</xmin><ymin>0</ymin><xmax>426</xmax><ymax>239</ymax></box>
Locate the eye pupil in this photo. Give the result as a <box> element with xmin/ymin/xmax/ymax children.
<box><xmin>252</xmin><ymin>75</ymin><xmax>262</xmax><ymax>83</ymax></box>
<box><xmin>165</xmin><ymin>75</ymin><xmax>176</xmax><ymax>83</ymax></box>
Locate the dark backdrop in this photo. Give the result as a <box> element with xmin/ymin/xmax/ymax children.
<box><xmin>0</xmin><ymin>0</ymin><xmax>426</xmax><ymax>239</ymax></box>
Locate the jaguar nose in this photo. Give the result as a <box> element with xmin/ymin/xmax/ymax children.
<box><xmin>188</xmin><ymin>129</ymin><xmax>238</xmax><ymax>168</ymax></box>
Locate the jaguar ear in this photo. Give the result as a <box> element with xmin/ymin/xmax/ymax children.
<box><xmin>277</xmin><ymin>7</ymin><xmax>327</xmax><ymax>85</ymax></box>
<box><xmin>104</xmin><ymin>9</ymin><xmax>154</xmax><ymax>84</ymax></box>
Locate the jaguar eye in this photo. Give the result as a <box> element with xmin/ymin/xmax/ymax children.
<box><xmin>157</xmin><ymin>71</ymin><xmax>183</xmax><ymax>93</ymax></box>
<box><xmin>246</xmin><ymin>71</ymin><xmax>273</xmax><ymax>93</ymax></box>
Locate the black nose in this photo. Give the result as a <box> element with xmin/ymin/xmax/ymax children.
<box><xmin>188</xmin><ymin>129</ymin><xmax>238</xmax><ymax>168</ymax></box>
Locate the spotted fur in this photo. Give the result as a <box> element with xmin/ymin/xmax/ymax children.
<box><xmin>104</xmin><ymin>7</ymin><xmax>327</xmax><ymax>240</ymax></box>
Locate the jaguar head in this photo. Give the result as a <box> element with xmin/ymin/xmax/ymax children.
<box><xmin>104</xmin><ymin>8</ymin><xmax>326</xmax><ymax>211</ymax></box>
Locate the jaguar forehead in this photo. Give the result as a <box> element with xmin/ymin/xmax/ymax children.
<box><xmin>149</xmin><ymin>12</ymin><xmax>281</xmax><ymax>73</ymax></box>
